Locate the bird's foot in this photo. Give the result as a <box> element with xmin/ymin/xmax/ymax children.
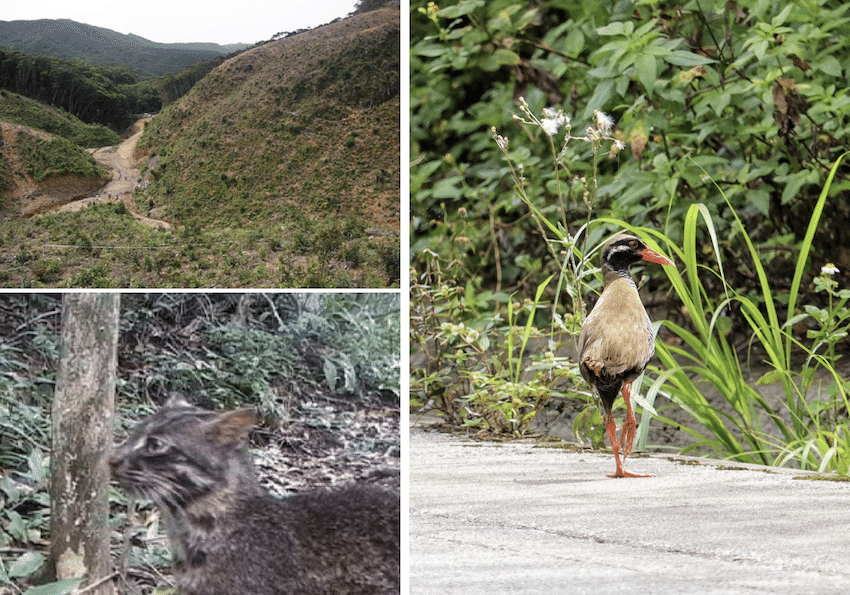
<box><xmin>608</xmin><ymin>469</ymin><xmax>654</xmax><ymax>478</ymax></box>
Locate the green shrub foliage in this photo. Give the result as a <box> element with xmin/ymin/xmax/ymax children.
<box><xmin>411</xmin><ymin>0</ymin><xmax>850</xmax><ymax>296</ymax></box>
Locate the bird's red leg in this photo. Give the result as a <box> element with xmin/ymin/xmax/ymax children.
<box><xmin>604</xmin><ymin>410</ymin><xmax>626</xmax><ymax>478</ymax></box>
<box><xmin>619</xmin><ymin>381</ymin><xmax>637</xmax><ymax>459</ymax></box>
<box><xmin>606</xmin><ymin>382</ymin><xmax>652</xmax><ymax>479</ymax></box>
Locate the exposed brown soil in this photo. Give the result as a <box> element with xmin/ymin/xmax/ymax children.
<box><xmin>0</xmin><ymin>121</ymin><xmax>104</xmax><ymax>215</ymax></box>
<box><xmin>1</xmin><ymin>118</ymin><xmax>171</xmax><ymax>230</ymax></box>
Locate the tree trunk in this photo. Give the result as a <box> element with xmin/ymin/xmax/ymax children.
<box><xmin>49</xmin><ymin>293</ymin><xmax>120</xmax><ymax>595</ymax></box>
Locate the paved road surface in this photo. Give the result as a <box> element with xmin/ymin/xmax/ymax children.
<box><xmin>409</xmin><ymin>424</ymin><xmax>850</xmax><ymax>595</ymax></box>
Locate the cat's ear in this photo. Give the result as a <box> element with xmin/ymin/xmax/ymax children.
<box><xmin>205</xmin><ymin>408</ymin><xmax>257</xmax><ymax>447</ymax></box>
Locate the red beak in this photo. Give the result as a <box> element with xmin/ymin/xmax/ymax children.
<box><xmin>638</xmin><ymin>247</ymin><xmax>674</xmax><ymax>267</ymax></box>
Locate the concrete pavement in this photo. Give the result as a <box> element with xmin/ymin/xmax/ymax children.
<box><xmin>409</xmin><ymin>423</ymin><xmax>850</xmax><ymax>595</ymax></box>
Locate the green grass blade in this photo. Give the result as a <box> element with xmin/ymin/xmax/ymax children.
<box><xmin>785</xmin><ymin>151</ymin><xmax>849</xmax><ymax>362</ymax></box>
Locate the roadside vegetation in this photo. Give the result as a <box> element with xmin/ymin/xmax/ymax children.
<box><xmin>410</xmin><ymin>0</ymin><xmax>850</xmax><ymax>473</ymax></box>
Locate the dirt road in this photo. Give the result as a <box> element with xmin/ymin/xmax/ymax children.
<box><xmin>47</xmin><ymin>118</ymin><xmax>171</xmax><ymax>231</ymax></box>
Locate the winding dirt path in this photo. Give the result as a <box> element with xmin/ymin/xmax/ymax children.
<box><xmin>45</xmin><ymin>117</ymin><xmax>172</xmax><ymax>231</ymax></box>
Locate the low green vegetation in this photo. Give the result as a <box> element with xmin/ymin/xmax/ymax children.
<box><xmin>0</xmin><ymin>204</ymin><xmax>397</xmax><ymax>288</ymax></box>
<box><xmin>0</xmin><ymin>90</ymin><xmax>119</xmax><ymax>147</ymax></box>
<box><xmin>411</xmin><ymin>0</ymin><xmax>850</xmax><ymax>474</ymax></box>
<box><xmin>15</xmin><ymin>132</ymin><xmax>110</xmax><ymax>183</ymax></box>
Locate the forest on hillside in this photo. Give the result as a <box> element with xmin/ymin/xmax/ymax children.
<box><xmin>0</xmin><ymin>50</ymin><xmax>161</xmax><ymax>129</ymax></box>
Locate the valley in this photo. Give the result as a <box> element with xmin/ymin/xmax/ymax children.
<box><xmin>41</xmin><ymin>118</ymin><xmax>171</xmax><ymax>231</ymax></box>
<box><xmin>6</xmin><ymin>117</ymin><xmax>170</xmax><ymax>231</ymax></box>
<box><xmin>0</xmin><ymin>7</ymin><xmax>400</xmax><ymax>288</ymax></box>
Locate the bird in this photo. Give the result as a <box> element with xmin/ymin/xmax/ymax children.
<box><xmin>577</xmin><ymin>233</ymin><xmax>673</xmax><ymax>478</ymax></box>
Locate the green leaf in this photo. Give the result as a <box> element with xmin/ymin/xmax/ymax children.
<box><xmin>492</xmin><ymin>49</ymin><xmax>521</xmax><ymax>66</ymax></box>
<box><xmin>9</xmin><ymin>552</ymin><xmax>44</xmax><ymax>579</ymax></box>
<box><xmin>431</xmin><ymin>176</ymin><xmax>463</xmax><ymax>200</ymax></box>
<box><xmin>583</xmin><ymin>79</ymin><xmax>616</xmax><ymax>119</ymax></box>
<box><xmin>663</xmin><ymin>51</ymin><xmax>716</xmax><ymax>66</ymax></box>
<box><xmin>772</xmin><ymin>4</ymin><xmax>793</xmax><ymax>27</ymax></box>
<box><xmin>780</xmin><ymin>170</ymin><xmax>813</xmax><ymax>205</ymax></box>
<box><xmin>634</xmin><ymin>54</ymin><xmax>657</xmax><ymax>96</ymax></box>
<box><xmin>564</xmin><ymin>29</ymin><xmax>585</xmax><ymax>56</ymax></box>
<box><xmin>816</xmin><ymin>55</ymin><xmax>843</xmax><ymax>77</ymax></box>
<box><xmin>756</xmin><ymin>369</ymin><xmax>786</xmax><ymax>385</ymax></box>
<box><xmin>597</xmin><ymin>21</ymin><xmax>631</xmax><ymax>36</ymax></box>
<box><xmin>749</xmin><ymin>188</ymin><xmax>770</xmax><ymax>217</ymax></box>
<box><xmin>22</xmin><ymin>579</ymin><xmax>84</xmax><ymax>595</ymax></box>
<box><xmin>752</xmin><ymin>39</ymin><xmax>769</xmax><ymax>60</ymax></box>
<box><xmin>438</xmin><ymin>0</ymin><xmax>486</xmax><ymax>19</ymax></box>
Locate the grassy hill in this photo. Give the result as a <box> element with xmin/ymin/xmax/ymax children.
<box><xmin>0</xmin><ymin>8</ymin><xmax>400</xmax><ymax>288</ymax></box>
<box><xmin>0</xmin><ymin>19</ymin><xmax>245</xmax><ymax>79</ymax></box>
<box><xmin>0</xmin><ymin>90</ymin><xmax>120</xmax><ymax>147</ymax></box>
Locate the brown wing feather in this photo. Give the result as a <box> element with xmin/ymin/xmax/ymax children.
<box><xmin>578</xmin><ymin>275</ymin><xmax>654</xmax><ymax>379</ymax></box>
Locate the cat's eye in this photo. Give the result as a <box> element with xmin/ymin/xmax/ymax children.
<box><xmin>144</xmin><ymin>436</ymin><xmax>170</xmax><ymax>455</ymax></box>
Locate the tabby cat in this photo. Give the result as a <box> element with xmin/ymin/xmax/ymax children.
<box><xmin>110</xmin><ymin>401</ymin><xmax>399</xmax><ymax>595</ymax></box>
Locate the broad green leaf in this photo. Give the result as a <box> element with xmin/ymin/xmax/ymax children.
<box><xmin>492</xmin><ymin>49</ymin><xmax>521</xmax><ymax>66</ymax></box>
<box><xmin>597</xmin><ymin>21</ymin><xmax>631</xmax><ymax>36</ymax></box>
<box><xmin>772</xmin><ymin>4</ymin><xmax>793</xmax><ymax>27</ymax></box>
<box><xmin>816</xmin><ymin>55</ymin><xmax>843</xmax><ymax>77</ymax></box>
<box><xmin>9</xmin><ymin>552</ymin><xmax>44</xmax><ymax>579</ymax></box>
<box><xmin>438</xmin><ymin>0</ymin><xmax>486</xmax><ymax>19</ymax></box>
<box><xmin>752</xmin><ymin>38</ymin><xmax>769</xmax><ymax>60</ymax></box>
<box><xmin>749</xmin><ymin>189</ymin><xmax>770</xmax><ymax>217</ymax></box>
<box><xmin>756</xmin><ymin>369</ymin><xmax>786</xmax><ymax>385</ymax></box>
<box><xmin>583</xmin><ymin>79</ymin><xmax>615</xmax><ymax>119</ymax></box>
<box><xmin>22</xmin><ymin>579</ymin><xmax>84</xmax><ymax>595</ymax></box>
<box><xmin>634</xmin><ymin>54</ymin><xmax>657</xmax><ymax>96</ymax></box>
<box><xmin>664</xmin><ymin>50</ymin><xmax>716</xmax><ymax>66</ymax></box>
<box><xmin>564</xmin><ymin>29</ymin><xmax>585</xmax><ymax>57</ymax></box>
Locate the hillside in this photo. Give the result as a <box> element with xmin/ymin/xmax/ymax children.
<box><xmin>0</xmin><ymin>121</ymin><xmax>110</xmax><ymax>215</ymax></box>
<box><xmin>0</xmin><ymin>8</ymin><xmax>400</xmax><ymax>289</ymax></box>
<box><xmin>0</xmin><ymin>90</ymin><xmax>119</xmax><ymax>147</ymax></box>
<box><xmin>0</xmin><ymin>19</ymin><xmax>246</xmax><ymax>79</ymax></box>
<box><xmin>138</xmin><ymin>7</ymin><xmax>399</xmax><ymax>225</ymax></box>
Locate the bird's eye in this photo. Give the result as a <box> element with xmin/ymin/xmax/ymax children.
<box><xmin>629</xmin><ymin>240</ymin><xmax>639</xmax><ymax>250</ymax></box>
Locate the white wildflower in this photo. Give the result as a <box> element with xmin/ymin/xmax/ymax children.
<box><xmin>541</xmin><ymin>108</ymin><xmax>570</xmax><ymax>136</ymax></box>
<box><xmin>491</xmin><ymin>127</ymin><xmax>510</xmax><ymax>151</ymax></box>
<box><xmin>541</xmin><ymin>117</ymin><xmax>560</xmax><ymax>136</ymax></box>
<box><xmin>609</xmin><ymin>139</ymin><xmax>626</xmax><ymax>159</ymax></box>
<box><xmin>822</xmin><ymin>263</ymin><xmax>839</xmax><ymax>275</ymax></box>
<box><xmin>593</xmin><ymin>110</ymin><xmax>614</xmax><ymax>135</ymax></box>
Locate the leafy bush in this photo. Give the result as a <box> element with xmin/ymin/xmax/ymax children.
<box><xmin>412</xmin><ymin>0</ymin><xmax>850</xmax><ymax>295</ymax></box>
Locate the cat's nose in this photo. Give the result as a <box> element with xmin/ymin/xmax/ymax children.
<box><xmin>108</xmin><ymin>451</ymin><xmax>125</xmax><ymax>473</ymax></box>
